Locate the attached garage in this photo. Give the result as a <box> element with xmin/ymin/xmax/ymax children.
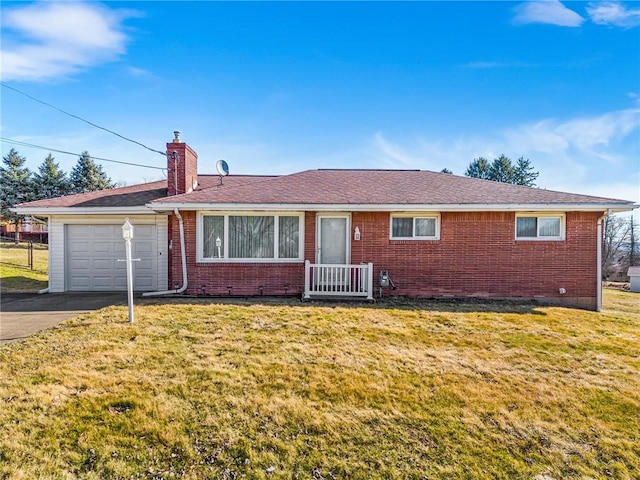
<box><xmin>10</xmin><ymin>180</ymin><xmax>171</xmax><ymax>294</ymax></box>
<box><xmin>45</xmin><ymin>214</ymin><xmax>168</xmax><ymax>293</ymax></box>
<box><xmin>66</xmin><ymin>224</ymin><xmax>158</xmax><ymax>291</ymax></box>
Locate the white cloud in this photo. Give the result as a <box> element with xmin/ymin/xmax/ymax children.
<box><xmin>505</xmin><ymin>108</ymin><xmax>639</xmax><ymax>159</ymax></box>
<box><xmin>0</xmin><ymin>2</ymin><xmax>136</xmax><ymax>82</ymax></box>
<box><xmin>513</xmin><ymin>0</ymin><xmax>585</xmax><ymax>27</ymax></box>
<box><xmin>464</xmin><ymin>61</ymin><xmax>539</xmax><ymax>69</ymax></box>
<box><xmin>373</xmin><ymin>132</ymin><xmax>423</xmax><ymax>167</ymax></box>
<box><xmin>371</xmin><ymin>108</ymin><xmax>640</xmax><ymax>202</ymax></box>
<box><xmin>587</xmin><ymin>1</ymin><xmax>640</xmax><ymax>27</ymax></box>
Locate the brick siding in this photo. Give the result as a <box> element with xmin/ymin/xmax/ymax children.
<box><xmin>167</xmin><ymin>141</ymin><xmax>198</xmax><ymax>196</ymax></box>
<box><xmin>168</xmin><ymin>210</ymin><xmax>599</xmax><ymax>309</ymax></box>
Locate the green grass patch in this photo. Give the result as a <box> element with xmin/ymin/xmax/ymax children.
<box><xmin>0</xmin><ymin>264</ymin><xmax>48</xmax><ymax>292</ymax></box>
<box><xmin>0</xmin><ymin>290</ymin><xmax>638</xmax><ymax>479</ymax></box>
<box><xmin>0</xmin><ymin>241</ymin><xmax>48</xmax><ymax>292</ymax></box>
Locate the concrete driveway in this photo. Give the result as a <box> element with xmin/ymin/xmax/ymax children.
<box><xmin>0</xmin><ymin>292</ymin><xmax>127</xmax><ymax>344</ymax></box>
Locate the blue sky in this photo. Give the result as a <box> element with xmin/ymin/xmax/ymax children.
<box><xmin>1</xmin><ymin>1</ymin><xmax>639</xmax><ymax>205</ymax></box>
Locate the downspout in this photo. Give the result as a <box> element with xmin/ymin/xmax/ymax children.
<box><xmin>143</xmin><ymin>208</ymin><xmax>188</xmax><ymax>296</ymax></box>
<box><xmin>39</xmin><ymin>216</ymin><xmax>51</xmax><ymax>294</ymax></box>
<box><xmin>596</xmin><ymin>210</ymin><xmax>610</xmax><ymax>312</ymax></box>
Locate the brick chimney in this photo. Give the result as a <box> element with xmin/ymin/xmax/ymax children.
<box><xmin>167</xmin><ymin>131</ymin><xmax>198</xmax><ymax>196</ymax></box>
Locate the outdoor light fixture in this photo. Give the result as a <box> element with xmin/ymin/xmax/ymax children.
<box><xmin>122</xmin><ymin>218</ymin><xmax>133</xmax><ymax>241</ymax></box>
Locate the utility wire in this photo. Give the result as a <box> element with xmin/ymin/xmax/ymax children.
<box><xmin>1</xmin><ymin>82</ymin><xmax>167</xmax><ymax>156</ymax></box>
<box><xmin>1</xmin><ymin>137</ymin><xmax>167</xmax><ymax>172</ymax></box>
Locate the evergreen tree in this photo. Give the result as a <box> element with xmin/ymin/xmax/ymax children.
<box><xmin>464</xmin><ymin>154</ymin><xmax>539</xmax><ymax>187</ymax></box>
<box><xmin>69</xmin><ymin>151</ymin><xmax>114</xmax><ymax>194</ymax></box>
<box><xmin>464</xmin><ymin>157</ymin><xmax>492</xmax><ymax>180</ymax></box>
<box><xmin>489</xmin><ymin>154</ymin><xmax>515</xmax><ymax>183</ymax></box>
<box><xmin>513</xmin><ymin>157</ymin><xmax>539</xmax><ymax>187</ymax></box>
<box><xmin>0</xmin><ymin>148</ymin><xmax>34</xmax><ymax>240</ymax></box>
<box><xmin>440</xmin><ymin>168</ymin><xmax>453</xmax><ymax>174</ymax></box>
<box><xmin>33</xmin><ymin>153</ymin><xmax>71</xmax><ymax>199</ymax></box>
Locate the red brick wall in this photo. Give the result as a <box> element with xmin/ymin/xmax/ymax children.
<box><xmin>351</xmin><ymin>211</ymin><xmax>599</xmax><ymax>309</ymax></box>
<box><xmin>167</xmin><ymin>141</ymin><xmax>198</xmax><ymax>196</ymax></box>
<box><xmin>168</xmin><ymin>210</ymin><xmax>599</xmax><ymax>308</ymax></box>
<box><xmin>168</xmin><ymin>211</ymin><xmax>310</xmax><ymax>296</ymax></box>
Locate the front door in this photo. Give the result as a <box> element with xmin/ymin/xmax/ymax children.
<box><xmin>317</xmin><ymin>215</ymin><xmax>350</xmax><ymax>264</ymax></box>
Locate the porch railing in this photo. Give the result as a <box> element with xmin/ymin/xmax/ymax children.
<box><xmin>303</xmin><ymin>260</ymin><xmax>374</xmax><ymax>300</ymax></box>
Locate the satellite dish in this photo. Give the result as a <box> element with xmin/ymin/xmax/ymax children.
<box><xmin>216</xmin><ymin>159</ymin><xmax>229</xmax><ymax>176</ymax></box>
<box><xmin>216</xmin><ymin>159</ymin><xmax>229</xmax><ymax>185</ymax></box>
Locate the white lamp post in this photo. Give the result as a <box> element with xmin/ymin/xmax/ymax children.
<box><xmin>122</xmin><ymin>218</ymin><xmax>135</xmax><ymax>324</ymax></box>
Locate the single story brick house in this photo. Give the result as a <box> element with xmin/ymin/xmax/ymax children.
<box><xmin>14</xmin><ymin>133</ymin><xmax>637</xmax><ymax>310</ymax></box>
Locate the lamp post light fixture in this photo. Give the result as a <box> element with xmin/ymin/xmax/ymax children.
<box><xmin>122</xmin><ymin>218</ymin><xmax>135</xmax><ymax>324</ymax></box>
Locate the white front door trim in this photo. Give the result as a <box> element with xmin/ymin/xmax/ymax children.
<box><xmin>316</xmin><ymin>213</ymin><xmax>351</xmax><ymax>264</ymax></box>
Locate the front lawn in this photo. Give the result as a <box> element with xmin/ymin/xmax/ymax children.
<box><xmin>0</xmin><ymin>241</ymin><xmax>48</xmax><ymax>292</ymax></box>
<box><xmin>0</xmin><ymin>290</ymin><xmax>638</xmax><ymax>479</ymax></box>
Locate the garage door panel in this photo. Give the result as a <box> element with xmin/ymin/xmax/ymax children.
<box><xmin>135</xmin><ymin>242</ymin><xmax>153</xmax><ymax>254</ymax></box>
<box><xmin>136</xmin><ymin>226</ymin><xmax>154</xmax><ymax>238</ymax></box>
<box><xmin>93</xmin><ymin>242</ymin><xmax>112</xmax><ymax>253</ymax></box>
<box><xmin>93</xmin><ymin>277</ymin><xmax>114</xmax><ymax>288</ymax></box>
<box><xmin>66</xmin><ymin>224</ymin><xmax>158</xmax><ymax>292</ymax></box>
<box><xmin>93</xmin><ymin>225</ymin><xmax>117</xmax><ymax>237</ymax></box>
<box><xmin>70</xmin><ymin>259</ymin><xmax>90</xmax><ymax>269</ymax></box>
<box><xmin>137</xmin><ymin>258</ymin><xmax>154</xmax><ymax>269</ymax></box>
<box><xmin>135</xmin><ymin>276</ymin><xmax>154</xmax><ymax>289</ymax></box>
<box><xmin>93</xmin><ymin>259</ymin><xmax>111</xmax><ymax>270</ymax></box>
<box><xmin>68</xmin><ymin>242</ymin><xmax>91</xmax><ymax>254</ymax></box>
<box><xmin>70</xmin><ymin>276</ymin><xmax>90</xmax><ymax>288</ymax></box>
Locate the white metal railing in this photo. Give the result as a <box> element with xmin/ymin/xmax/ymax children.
<box><xmin>304</xmin><ymin>260</ymin><xmax>374</xmax><ymax>300</ymax></box>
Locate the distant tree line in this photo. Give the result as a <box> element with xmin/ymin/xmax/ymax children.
<box><xmin>0</xmin><ymin>149</ymin><xmax>114</xmax><ymax>239</ymax></box>
<box><xmin>602</xmin><ymin>215</ymin><xmax>639</xmax><ymax>281</ymax></box>
<box><xmin>441</xmin><ymin>154</ymin><xmax>539</xmax><ymax>187</ymax></box>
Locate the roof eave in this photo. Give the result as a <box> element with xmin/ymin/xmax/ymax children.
<box><xmin>11</xmin><ymin>206</ymin><xmax>159</xmax><ymax>216</ymax></box>
<box><xmin>146</xmin><ymin>202</ymin><xmax>638</xmax><ymax>213</ymax></box>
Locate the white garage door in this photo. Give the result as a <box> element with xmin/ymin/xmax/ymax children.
<box><xmin>66</xmin><ymin>224</ymin><xmax>158</xmax><ymax>291</ymax></box>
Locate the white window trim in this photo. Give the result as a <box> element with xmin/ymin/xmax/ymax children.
<box><xmin>515</xmin><ymin>212</ymin><xmax>566</xmax><ymax>241</ymax></box>
<box><xmin>389</xmin><ymin>213</ymin><xmax>441</xmax><ymax>240</ymax></box>
<box><xmin>197</xmin><ymin>211</ymin><xmax>305</xmax><ymax>263</ymax></box>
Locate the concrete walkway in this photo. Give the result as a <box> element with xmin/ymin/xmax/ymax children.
<box><xmin>0</xmin><ymin>292</ymin><xmax>127</xmax><ymax>344</ymax></box>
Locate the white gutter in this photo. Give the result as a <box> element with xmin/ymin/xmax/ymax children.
<box><xmin>11</xmin><ymin>206</ymin><xmax>156</xmax><ymax>216</ymax></box>
<box><xmin>142</xmin><ymin>208</ymin><xmax>188</xmax><ymax>297</ymax></box>
<box><xmin>596</xmin><ymin>210</ymin><xmax>610</xmax><ymax>312</ymax></box>
<box><xmin>146</xmin><ymin>202</ymin><xmax>638</xmax><ymax>213</ymax></box>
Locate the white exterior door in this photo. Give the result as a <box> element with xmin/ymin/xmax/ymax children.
<box><xmin>66</xmin><ymin>224</ymin><xmax>158</xmax><ymax>291</ymax></box>
<box><xmin>317</xmin><ymin>215</ymin><xmax>350</xmax><ymax>264</ymax></box>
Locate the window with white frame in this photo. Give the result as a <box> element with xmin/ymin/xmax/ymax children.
<box><xmin>390</xmin><ymin>214</ymin><xmax>440</xmax><ymax>240</ymax></box>
<box><xmin>515</xmin><ymin>214</ymin><xmax>565</xmax><ymax>240</ymax></box>
<box><xmin>199</xmin><ymin>213</ymin><xmax>303</xmax><ymax>261</ymax></box>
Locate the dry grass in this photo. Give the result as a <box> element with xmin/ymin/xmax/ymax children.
<box><xmin>0</xmin><ymin>241</ymin><xmax>48</xmax><ymax>292</ymax></box>
<box><xmin>0</xmin><ymin>289</ymin><xmax>638</xmax><ymax>479</ymax></box>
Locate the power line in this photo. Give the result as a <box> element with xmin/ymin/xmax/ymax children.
<box><xmin>1</xmin><ymin>82</ymin><xmax>167</xmax><ymax>156</ymax></box>
<box><xmin>1</xmin><ymin>137</ymin><xmax>167</xmax><ymax>172</ymax></box>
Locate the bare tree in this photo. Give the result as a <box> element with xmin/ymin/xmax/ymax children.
<box><xmin>602</xmin><ymin>215</ymin><xmax>632</xmax><ymax>280</ymax></box>
<box><xmin>629</xmin><ymin>216</ymin><xmax>638</xmax><ymax>267</ymax></box>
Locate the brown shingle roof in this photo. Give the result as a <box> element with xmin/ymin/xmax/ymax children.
<box><xmin>15</xmin><ymin>175</ymin><xmax>270</xmax><ymax>209</ymax></box>
<box><xmin>152</xmin><ymin>169</ymin><xmax>634</xmax><ymax>206</ymax></box>
<box><xmin>15</xmin><ymin>170</ymin><xmax>635</xmax><ymax>211</ymax></box>
<box><xmin>17</xmin><ymin>180</ymin><xmax>168</xmax><ymax>208</ymax></box>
